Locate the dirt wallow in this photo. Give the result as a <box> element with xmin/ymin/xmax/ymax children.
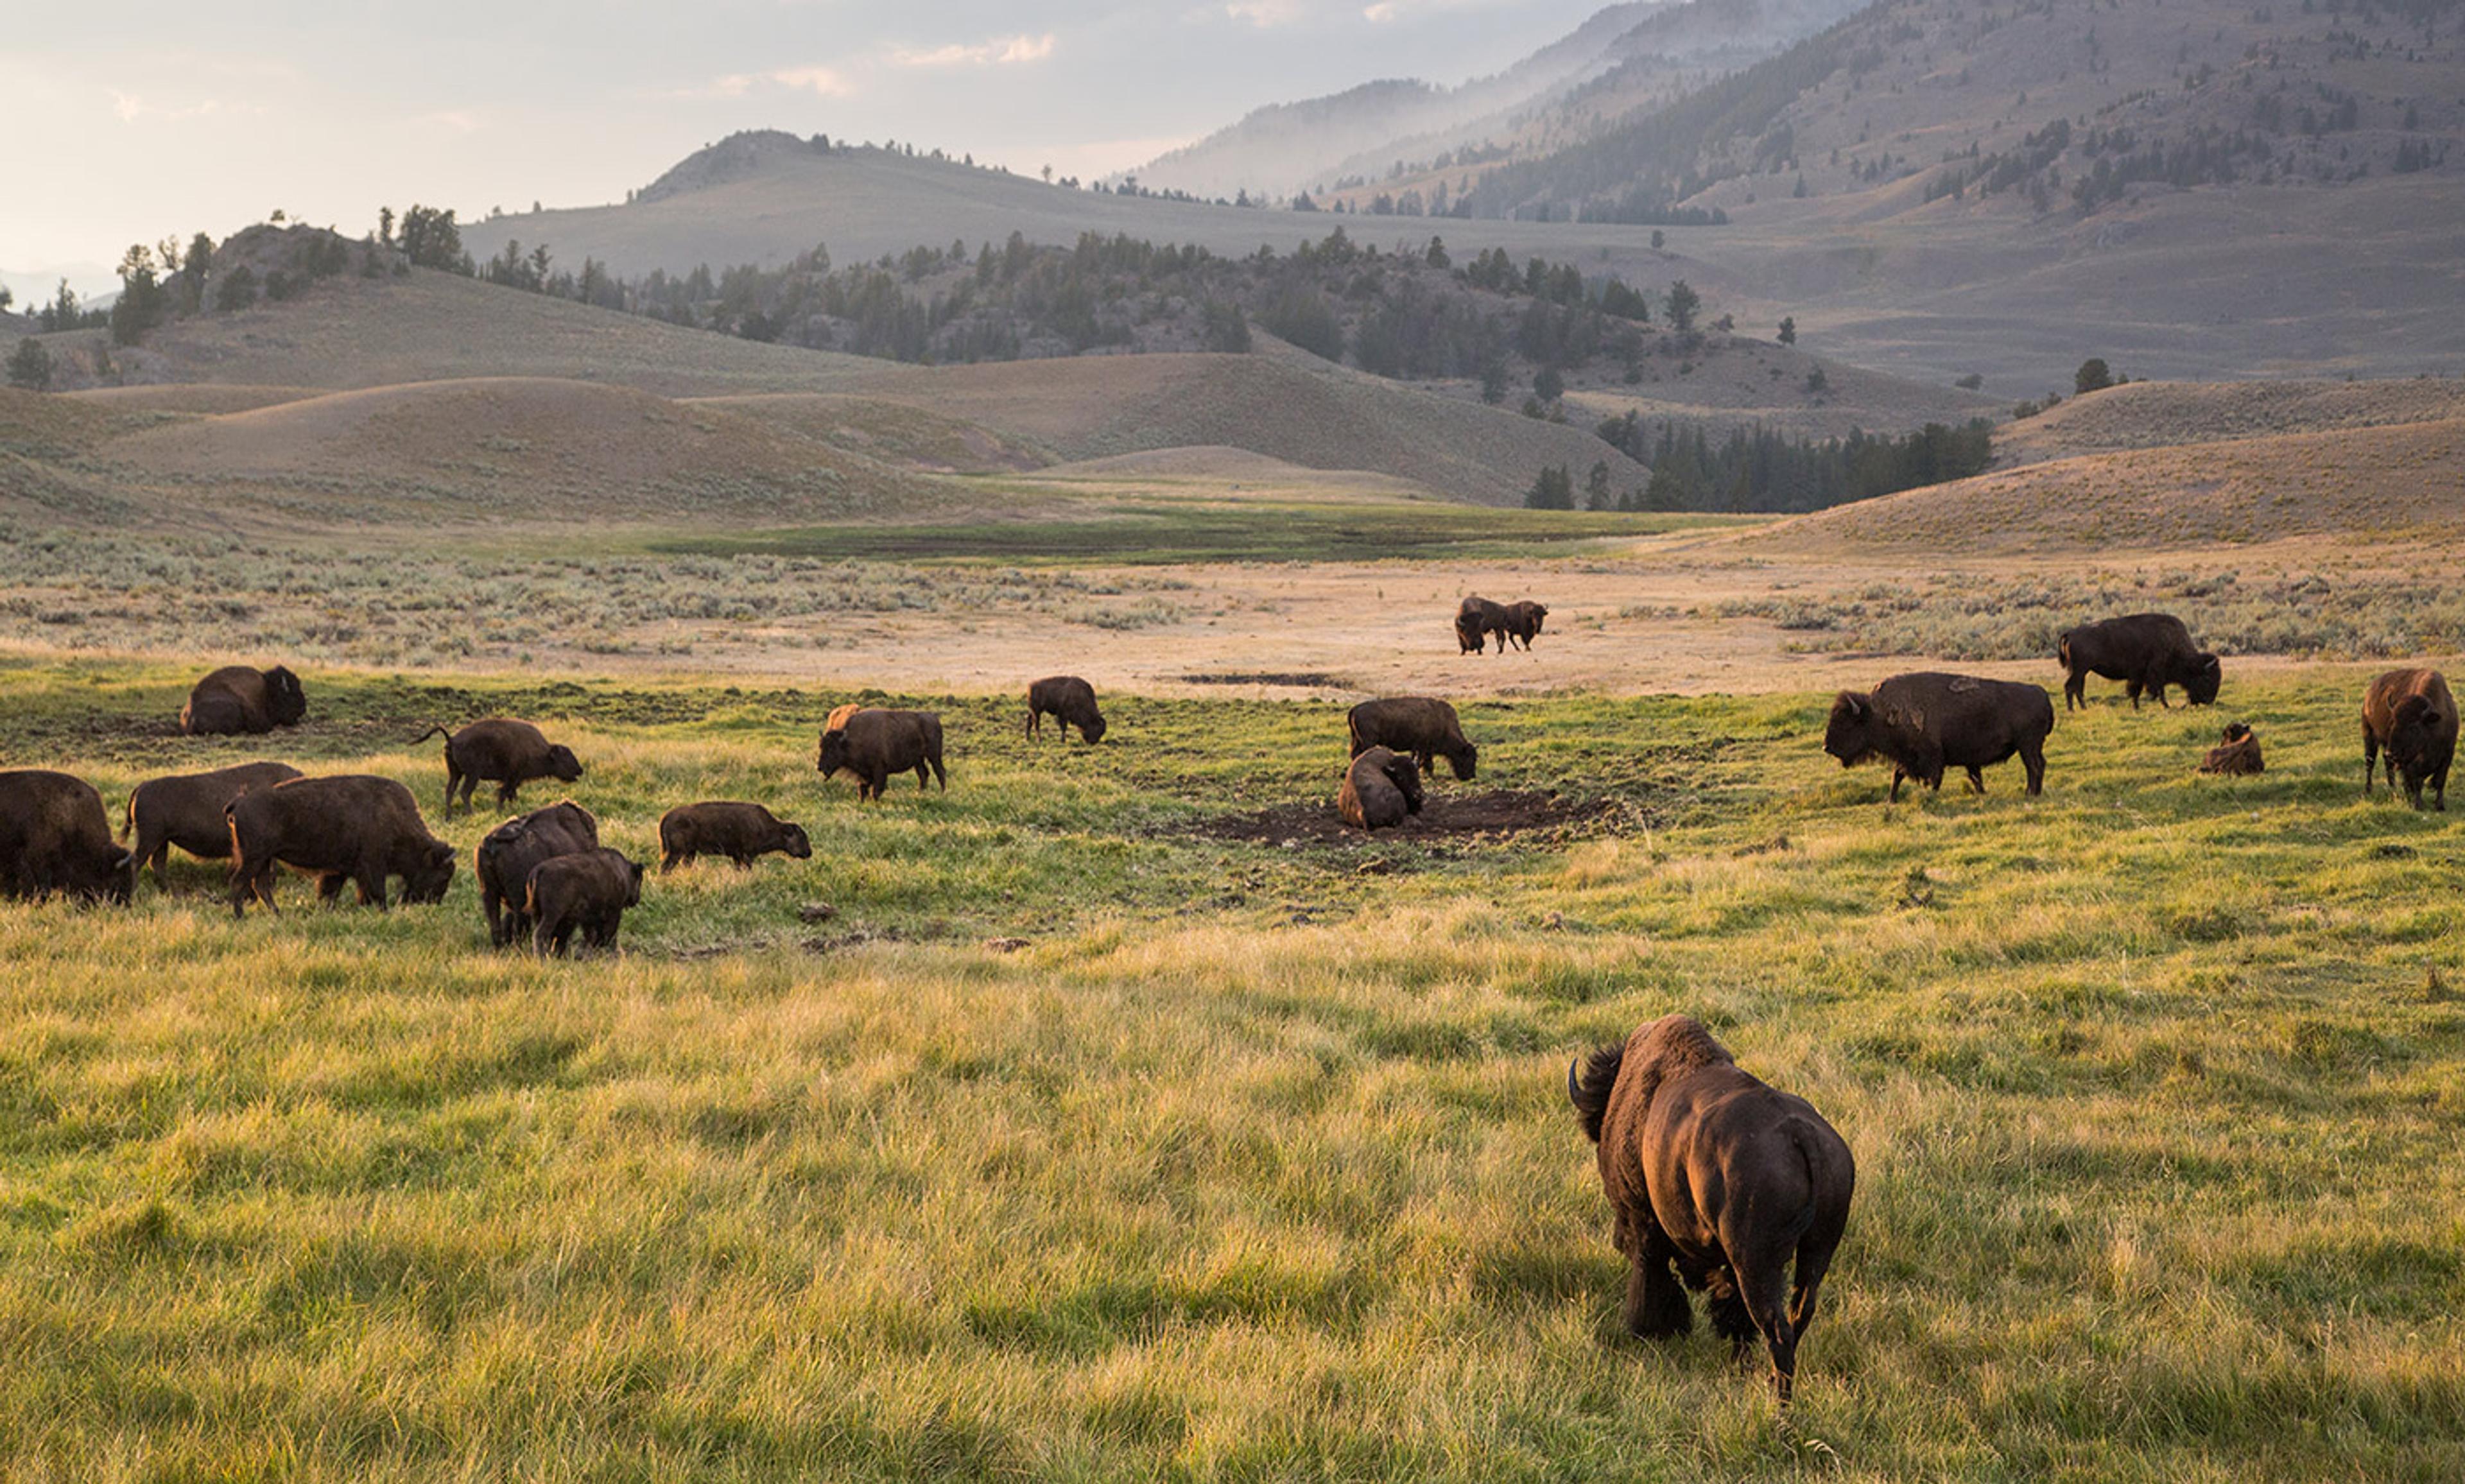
<box><xmin>1197</xmin><ymin>788</ymin><xmax>1653</xmax><ymax>848</ymax></box>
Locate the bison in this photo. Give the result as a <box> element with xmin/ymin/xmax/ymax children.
<box><xmin>414</xmin><ymin>718</ymin><xmax>584</xmax><ymax>815</ymax></box>
<box><xmin>226</xmin><ymin>774</ymin><xmax>454</xmax><ymax>917</ymax></box>
<box><xmin>125</xmin><ymin>761</ymin><xmax>304</xmax><ymax>886</ymax></box>
<box><xmin>180</xmin><ymin>664</ymin><xmax>307</xmax><ymax>736</ymax></box>
<box><xmin>659</xmin><ymin>801</ymin><xmax>812</xmax><ymax>871</ymax></box>
<box><xmin>1501</xmin><ymin>600</ymin><xmax>1550</xmax><ymax>652</ymax></box>
<box><xmin>1569</xmin><ymin>1014</ymin><xmax>1855</xmax><ymax>1404</ymax></box>
<box><xmin>1824</xmin><ymin>672</ymin><xmax>2054</xmax><ymax>801</ymax></box>
<box><xmin>474</xmin><ymin>800</ymin><xmax>600</xmax><ymax>948</ymax></box>
<box><xmin>526</xmin><ymin>848</ymin><xmax>646</xmax><ymax>957</ymax></box>
<box><xmin>2197</xmin><ymin>721</ymin><xmax>2265</xmax><ymax>777</ymax></box>
<box><xmin>1338</xmin><ymin>746</ymin><xmax>1424</xmax><ymax>829</ymax></box>
<box><xmin>0</xmin><ymin>770</ymin><xmax>135</xmax><ymax>904</ymax></box>
<box><xmin>2363</xmin><ymin>668</ymin><xmax>2455</xmax><ymax>811</ymax></box>
<box><xmin>817</xmin><ymin>708</ymin><xmax>946</xmax><ymax>800</ymax></box>
<box><xmin>1025</xmin><ymin>676</ymin><xmax>1107</xmax><ymax>744</ymax></box>
<box><xmin>2056</xmin><ymin>613</ymin><xmax>2221</xmax><ymax>711</ymax></box>
<box><xmin>1347</xmin><ymin>696</ymin><xmax>1477</xmax><ymax>782</ymax></box>
<box><xmin>1457</xmin><ymin>596</ymin><xmax>1508</xmax><ymax>655</ymax></box>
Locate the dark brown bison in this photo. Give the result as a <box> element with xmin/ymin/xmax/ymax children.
<box><xmin>2197</xmin><ymin>721</ymin><xmax>2265</xmax><ymax>777</ymax></box>
<box><xmin>474</xmin><ymin>801</ymin><xmax>600</xmax><ymax>948</ymax></box>
<box><xmin>180</xmin><ymin>664</ymin><xmax>307</xmax><ymax>736</ymax></box>
<box><xmin>1338</xmin><ymin>746</ymin><xmax>1424</xmax><ymax>829</ymax></box>
<box><xmin>0</xmin><ymin>770</ymin><xmax>135</xmax><ymax>904</ymax></box>
<box><xmin>1570</xmin><ymin>1014</ymin><xmax>1855</xmax><ymax>1403</ymax></box>
<box><xmin>659</xmin><ymin>801</ymin><xmax>812</xmax><ymax>871</ymax></box>
<box><xmin>125</xmin><ymin>761</ymin><xmax>303</xmax><ymax>886</ymax></box>
<box><xmin>526</xmin><ymin>848</ymin><xmax>646</xmax><ymax>957</ymax></box>
<box><xmin>2363</xmin><ymin>668</ymin><xmax>2455</xmax><ymax>811</ymax></box>
<box><xmin>1025</xmin><ymin>676</ymin><xmax>1107</xmax><ymax>743</ymax></box>
<box><xmin>1501</xmin><ymin>600</ymin><xmax>1549</xmax><ymax>651</ymax></box>
<box><xmin>817</xmin><ymin>703</ymin><xmax>866</xmax><ymax>779</ymax></box>
<box><xmin>226</xmin><ymin>774</ymin><xmax>455</xmax><ymax>917</ymax></box>
<box><xmin>2056</xmin><ymin>614</ymin><xmax>2221</xmax><ymax>711</ymax></box>
<box><xmin>817</xmin><ymin>708</ymin><xmax>946</xmax><ymax>800</ymax></box>
<box><xmin>1457</xmin><ymin>596</ymin><xmax>1507</xmax><ymax>655</ymax></box>
<box><xmin>413</xmin><ymin>718</ymin><xmax>584</xmax><ymax>815</ymax></box>
<box><xmin>1347</xmin><ymin>696</ymin><xmax>1477</xmax><ymax>781</ymax></box>
<box><xmin>1824</xmin><ymin>672</ymin><xmax>2054</xmax><ymax>801</ymax></box>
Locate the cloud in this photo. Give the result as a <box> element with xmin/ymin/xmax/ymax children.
<box><xmin>1224</xmin><ymin>0</ymin><xmax>1308</xmax><ymax>24</ymax></box>
<box><xmin>678</xmin><ymin>64</ymin><xmax>849</xmax><ymax>101</ymax></box>
<box><xmin>769</xmin><ymin>65</ymin><xmax>851</xmax><ymax>94</ymax></box>
<box><xmin>891</xmin><ymin>33</ymin><xmax>1057</xmax><ymax>69</ymax></box>
<box><xmin>109</xmin><ymin>90</ymin><xmax>259</xmax><ymax>125</ymax></box>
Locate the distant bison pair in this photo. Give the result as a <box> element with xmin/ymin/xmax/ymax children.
<box><xmin>2363</xmin><ymin>667</ymin><xmax>2455</xmax><ymax>811</ymax></box>
<box><xmin>2057</xmin><ymin>614</ymin><xmax>2220</xmax><ymax>711</ymax></box>
<box><xmin>1025</xmin><ymin>676</ymin><xmax>1107</xmax><ymax>743</ymax></box>
<box><xmin>818</xmin><ymin>707</ymin><xmax>946</xmax><ymax>800</ymax></box>
<box><xmin>1826</xmin><ymin>672</ymin><xmax>2054</xmax><ymax>800</ymax></box>
<box><xmin>415</xmin><ymin>719</ymin><xmax>584</xmax><ymax>815</ymax></box>
<box><xmin>0</xmin><ymin>770</ymin><xmax>135</xmax><ymax>904</ymax></box>
<box><xmin>1456</xmin><ymin>596</ymin><xmax>1547</xmax><ymax>655</ymax></box>
<box><xmin>180</xmin><ymin>664</ymin><xmax>307</xmax><ymax>736</ymax></box>
<box><xmin>227</xmin><ymin>775</ymin><xmax>456</xmax><ymax>917</ymax></box>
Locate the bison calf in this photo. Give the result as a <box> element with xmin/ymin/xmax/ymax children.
<box><xmin>1025</xmin><ymin>677</ymin><xmax>1107</xmax><ymax>743</ymax></box>
<box><xmin>2363</xmin><ymin>668</ymin><xmax>2455</xmax><ymax>811</ymax></box>
<box><xmin>474</xmin><ymin>800</ymin><xmax>600</xmax><ymax>948</ymax></box>
<box><xmin>817</xmin><ymin>708</ymin><xmax>946</xmax><ymax>800</ymax></box>
<box><xmin>2197</xmin><ymin>722</ymin><xmax>2265</xmax><ymax>777</ymax></box>
<box><xmin>180</xmin><ymin>664</ymin><xmax>307</xmax><ymax>736</ymax></box>
<box><xmin>1570</xmin><ymin>1015</ymin><xmax>1855</xmax><ymax>1403</ymax></box>
<box><xmin>527</xmin><ymin>848</ymin><xmax>646</xmax><ymax>956</ymax></box>
<box><xmin>227</xmin><ymin>774</ymin><xmax>455</xmax><ymax>917</ymax></box>
<box><xmin>1338</xmin><ymin>746</ymin><xmax>1424</xmax><ymax>829</ymax></box>
<box><xmin>1348</xmin><ymin>696</ymin><xmax>1476</xmax><ymax>781</ymax></box>
<box><xmin>415</xmin><ymin>718</ymin><xmax>584</xmax><ymax>815</ymax></box>
<box><xmin>1</xmin><ymin>770</ymin><xmax>135</xmax><ymax>904</ymax></box>
<box><xmin>2057</xmin><ymin>613</ymin><xmax>2220</xmax><ymax>711</ymax></box>
<box><xmin>126</xmin><ymin>761</ymin><xmax>302</xmax><ymax>886</ymax></box>
<box><xmin>1825</xmin><ymin>671</ymin><xmax>2054</xmax><ymax>801</ymax></box>
<box><xmin>659</xmin><ymin>801</ymin><xmax>812</xmax><ymax>871</ymax></box>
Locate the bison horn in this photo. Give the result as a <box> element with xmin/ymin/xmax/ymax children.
<box><xmin>1566</xmin><ymin>1057</ymin><xmax>1582</xmax><ymax>1106</ymax></box>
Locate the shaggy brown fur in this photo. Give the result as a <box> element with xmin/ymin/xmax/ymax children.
<box><xmin>1347</xmin><ymin>697</ymin><xmax>1476</xmax><ymax>781</ymax></box>
<box><xmin>226</xmin><ymin>775</ymin><xmax>454</xmax><ymax>917</ymax></box>
<box><xmin>414</xmin><ymin>718</ymin><xmax>584</xmax><ymax>816</ymax></box>
<box><xmin>2363</xmin><ymin>668</ymin><xmax>2456</xmax><ymax>810</ymax></box>
<box><xmin>817</xmin><ymin>709</ymin><xmax>946</xmax><ymax>800</ymax></box>
<box><xmin>1500</xmin><ymin>600</ymin><xmax>1549</xmax><ymax>651</ymax></box>
<box><xmin>474</xmin><ymin>801</ymin><xmax>600</xmax><ymax>948</ymax></box>
<box><xmin>659</xmin><ymin>801</ymin><xmax>811</xmax><ymax>871</ymax></box>
<box><xmin>526</xmin><ymin>849</ymin><xmax>646</xmax><ymax>957</ymax></box>
<box><xmin>1337</xmin><ymin>746</ymin><xmax>1424</xmax><ymax>829</ymax></box>
<box><xmin>180</xmin><ymin>665</ymin><xmax>307</xmax><ymax>736</ymax></box>
<box><xmin>2056</xmin><ymin>613</ymin><xmax>2220</xmax><ymax>711</ymax></box>
<box><xmin>0</xmin><ymin>770</ymin><xmax>134</xmax><ymax>904</ymax></box>
<box><xmin>2197</xmin><ymin>722</ymin><xmax>2265</xmax><ymax>776</ymax></box>
<box><xmin>1457</xmin><ymin>596</ymin><xmax>1507</xmax><ymax>654</ymax></box>
<box><xmin>125</xmin><ymin>761</ymin><xmax>302</xmax><ymax>886</ymax></box>
<box><xmin>1025</xmin><ymin>677</ymin><xmax>1107</xmax><ymax>743</ymax></box>
<box><xmin>1825</xmin><ymin>672</ymin><xmax>2054</xmax><ymax>801</ymax></box>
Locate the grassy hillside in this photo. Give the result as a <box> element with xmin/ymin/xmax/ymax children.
<box><xmin>1994</xmin><ymin>377</ymin><xmax>2465</xmax><ymax>468</ymax></box>
<box><xmin>0</xmin><ymin>659</ymin><xmax>2459</xmax><ymax>1478</ymax></box>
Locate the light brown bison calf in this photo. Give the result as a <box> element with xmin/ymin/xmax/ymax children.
<box><xmin>2197</xmin><ymin>722</ymin><xmax>2264</xmax><ymax>776</ymax></box>
<box><xmin>1338</xmin><ymin>746</ymin><xmax>1424</xmax><ymax>829</ymax></box>
<box><xmin>817</xmin><ymin>708</ymin><xmax>946</xmax><ymax>800</ymax></box>
<box><xmin>526</xmin><ymin>848</ymin><xmax>646</xmax><ymax>957</ymax></box>
<box><xmin>415</xmin><ymin>718</ymin><xmax>584</xmax><ymax>815</ymax></box>
<box><xmin>180</xmin><ymin>664</ymin><xmax>307</xmax><ymax>736</ymax></box>
<box><xmin>1348</xmin><ymin>696</ymin><xmax>1476</xmax><ymax>781</ymax></box>
<box><xmin>659</xmin><ymin>802</ymin><xmax>812</xmax><ymax>871</ymax></box>
<box><xmin>1025</xmin><ymin>677</ymin><xmax>1107</xmax><ymax>743</ymax></box>
<box><xmin>0</xmin><ymin>770</ymin><xmax>135</xmax><ymax>904</ymax></box>
<box><xmin>2363</xmin><ymin>668</ymin><xmax>2455</xmax><ymax>810</ymax></box>
<box><xmin>125</xmin><ymin>761</ymin><xmax>303</xmax><ymax>886</ymax></box>
<box><xmin>226</xmin><ymin>775</ymin><xmax>455</xmax><ymax>917</ymax></box>
<box><xmin>474</xmin><ymin>801</ymin><xmax>600</xmax><ymax>947</ymax></box>
<box><xmin>1570</xmin><ymin>1015</ymin><xmax>1855</xmax><ymax>1403</ymax></box>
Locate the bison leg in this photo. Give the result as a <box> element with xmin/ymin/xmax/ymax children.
<box><xmin>2063</xmin><ymin>671</ymin><xmax>2085</xmax><ymax>711</ymax></box>
<box><xmin>1025</xmin><ymin>707</ymin><xmax>1039</xmax><ymax>739</ymax></box>
<box><xmin>1887</xmin><ymin>768</ymin><xmax>1906</xmax><ymax>803</ymax></box>
<box><xmin>2021</xmin><ymin>739</ymin><xmax>2047</xmax><ymax>797</ymax></box>
<box><xmin>2363</xmin><ymin>730</ymin><xmax>2378</xmax><ymax>794</ymax></box>
<box><xmin>315</xmin><ymin>872</ymin><xmax>349</xmax><ymax>904</ymax></box>
<box><xmin>496</xmin><ymin>779</ymin><xmax>520</xmax><ymax>809</ymax></box>
<box><xmin>929</xmin><ymin>750</ymin><xmax>947</xmax><ymax>792</ymax></box>
<box><xmin>1966</xmin><ymin>765</ymin><xmax>1986</xmax><ymax>795</ymax></box>
<box><xmin>1625</xmin><ymin>1252</ymin><xmax>1693</xmax><ymax>1340</ymax></box>
<box><xmin>483</xmin><ymin>886</ymin><xmax>507</xmax><ymax>947</ymax></box>
<box><xmin>2125</xmin><ymin>679</ymin><xmax>2144</xmax><ymax>711</ymax></box>
<box><xmin>1736</xmin><ymin>1262</ymin><xmax>1800</xmax><ymax>1404</ymax></box>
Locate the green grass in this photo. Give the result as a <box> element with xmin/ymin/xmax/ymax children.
<box><xmin>2</xmin><ymin>658</ymin><xmax>2461</xmax><ymax>1480</ymax></box>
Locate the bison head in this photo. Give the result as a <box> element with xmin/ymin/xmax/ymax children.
<box><xmin>2220</xmin><ymin>721</ymin><xmax>2253</xmax><ymax>745</ymax></box>
<box><xmin>2184</xmin><ymin>654</ymin><xmax>2222</xmax><ymax>706</ymax></box>
<box><xmin>619</xmin><ymin>856</ymin><xmax>648</xmax><ymax>908</ymax></box>
<box><xmin>1823</xmin><ymin>691</ymin><xmax>1878</xmax><ymax>766</ymax></box>
<box><xmin>264</xmin><ymin>665</ymin><xmax>308</xmax><ymax>726</ymax></box>
<box><xmin>1080</xmin><ymin>711</ymin><xmax>1108</xmax><ymax>744</ymax></box>
<box><xmin>817</xmin><ymin>728</ymin><xmax>851</xmax><ymax>778</ymax></box>
<box><xmin>1442</xmin><ymin>739</ymin><xmax>1478</xmax><ymax>782</ymax></box>
<box><xmin>87</xmin><ymin>846</ymin><xmax>136</xmax><ymax>906</ymax></box>
<box><xmin>1527</xmin><ymin>603</ymin><xmax>1549</xmax><ymax>628</ymax></box>
<box><xmin>404</xmin><ymin>841</ymin><xmax>457</xmax><ymax>904</ymax></box>
<box><xmin>1381</xmin><ymin>750</ymin><xmax>1426</xmax><ymax>815</ymax></box>
<box><xmin>2390</xmin><ymin>695</ymin><xmax>2450</xmax><ymax>801</ymax></box>
<box><xmin>544</xmin><ymin>745</ymin><xmax>584</xmax><ymax>783</ymax></box>
<box><xmin>780</xmin><ymin>823</ymin><xmax>813</xmax><ymax>860</ymax></box>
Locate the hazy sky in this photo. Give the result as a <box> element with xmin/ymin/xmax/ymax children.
<box><xmin>3</xmin><ymin>0</ymin><xmax>1604</xmax><ymax>293</ymax></box>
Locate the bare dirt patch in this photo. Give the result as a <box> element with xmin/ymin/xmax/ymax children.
<box><xmin>1197</xmin><ymin>788</ymin><xmax>1631</xmax><ymax>847</ymax></box>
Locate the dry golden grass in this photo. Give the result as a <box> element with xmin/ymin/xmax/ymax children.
<box><xmin>1996</xmin><ymin>379</ymin><xmax>2465</xmax><ymax>469</ymax></box>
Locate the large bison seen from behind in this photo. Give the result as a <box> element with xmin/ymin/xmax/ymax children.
<box><xmin>818</xmin><ymin>709</ymin><xmax>946</xmax><ymax>800</ymax></box>
<box><xmin>180</xmin><ymin>664</ymin><xmax>308</xmax><ymax>736</ymax></box>
<box><xmin>0</xmin><ymin>770</ymin><xmax>135</xmax><ymax>904</ymax></box>
<box><xmin>226</xmin><ymin>775</ymin><xmax>455</xmax><ymax>917</ymax></box>
<box><xmin>474</xmin><ymin>801</ymin><xmax>600</xmax><ymax>947</ymax></box>
<box><xmin>2363</xmin><ymin>668</ymin><xmax>2455</xmax><ymax>810</ymax></box>
<box><xmin>125</xmin><ymin>761</ymin><xmax>304</xmax><ymax>886</ymax></box>
<box><xmin>2057</xmin><ymin>614</ymin><xmax>2220</xmax><ymax>711</ymax></box>
<box><xmin>1825</xmin><ymin>672</ymin><xmax>2054</xmax><ymax>801</ymax></box>
<box><xmin>415</xmin><ymin>719</ymin><xmax>584</xmax><ymax>815</ymax></box>
<box><xmin>1569</xmin><ymin>1015</ymin><xmax>1855</xmax><ymax>1403</ymax></box>
<box><xmin>1347</xmin><ymin>696</ymin><xmax>1476</xmax><ymax>781</ymax></box>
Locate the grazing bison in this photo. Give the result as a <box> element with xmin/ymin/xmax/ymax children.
<box><xmin>0</xmin><ymin>770</ymin><xmax>135</xmax><ymax>904</ymax></box>
<box><xmin>474</xmin><ymin>801</ymin><xmax>600</xmax><ymax>948</ymax></box>
<box><xmin>226</xmin><ymin>774</ymin><xmax>454</xmax><ymax>917</ymax></box>
<box><xmin>2363</xmin><ymin>668</ymin><xmax>2455</xmax><ymax>811</ymax></box>
<box><xmin>1569</xmin><ymin>1014</ymin><xmax>1855</xmax><ymax>1404</ymax></box>
<box><xmin>1025</xmin><ymin>677</ymin><xmax>1107</xmax><ymax>743</ymax></box>
<box><xmin>413</xmin><ymin>718</ymin><xmax>584</xmax><ymax>815</ymax></box>
<box><xmin>1457</xmin><ymin>596</ymin><xmax>1508</xmax><ymax>655</ymax></box>
<box><xmin>1338</xmin><ymin>746</ymin><xmax>1424</xmax><ymax>829</ymax></box>
<box><xmin>526</xmin><ymin>848</ymin><xmax>646</xmax><ymax>957</ymax></box>
<box><xmin>125</xmin><ymin>761</ymin><xmax>303</xmax><ymax>886</ymax></box>
<box><xmin>1501</xmin><ymin>600</ymin><xmax>1550</xmax><ymax>652</ymax></box>
<box><xmin>1824</xmin><ymin>672</ymin><xmax>2054</xmax><ymax>801</ymax></box>
<box><xmin>1347</xmin><ymin>696</ymin><xmax>1477</xmax><ymax>782</ymax></box>
<box><xmin>659</xmin><ymin>801</ymin><xmax>812</xmax><ymax>871</ymax></box>
<box><xmin>817</xmin><ymin>708</ymin><xmax>946</xmax><ymax>800</ymax></box>
<box><xmin>2056</xmin><ymin>614</ymin><xmax>2220</xmax><ymax>711</ymax></box>
<box><xmin>2197</xmin><ymin>721</ymin><xmax>2265</xmax><ymax>777</ymax></box>
<box><xmin>180</xmin><ymin>664</ymin><xmax>307</xmax><ymax>736</ymax></box>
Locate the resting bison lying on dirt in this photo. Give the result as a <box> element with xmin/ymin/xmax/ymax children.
<box><xmin>1825</xmin><ymin>672</ymin><xmax>2054</xmax><ymax>801</ymax></box>
<box><xmin>125</xmin><ymin>761</ymin><xmax>303</xmax><ymax>886</ymax></box>
<box><xmin>659</xmin><ymin>802</ymin><xmax>812</xmax><ymax>871</ymax></box>
<box><xmin>2057</xmin><ymin>613</ymin><xmax>2220</xmax><ymax>711</ymax></box>
<box><xmin>2198</xmin><ymin>722</ymin><xmax>2265</xmax><ymax>776</ymax></box>
<box><xmin>415</xmin><ymin>718</ymin><xmax>584</xmax><ymax>815</ymax></box>
<box><xmin>1025</xmin><ymin>676</ymin><xmax>1107</xmax><ymax>743</ymax></box>
<box><xmin>227</xmin><ymin>774</ymin><xmax>455</xmax><ymax>917</ymax></box>
<box><xmin>1338</xmin><ymin>746</ymin><xmax>1424</xmax><ymax>829</ymax></box>
<box><xmin>0</xmin><ymin>770</ymin><xmax>135</xmax><ymax>904</ymax></box>
<box><xmin>526</xmin><ymin>848</ymin><xmax>646</xmax><ymax>957</ymax></box>
<box><xmin>1501</xmin><ymin>600</ymin><xmax>1549</xmax><ymax>651</ymax></box>
<box><xmin>180</xmin><ymin>664</ymin><xmax>307</xmax><ymax>736</ymax></box>
<box><xmin>1348</xmin><ymin>696</ymin><xmax>1477</xmax><ymax>781</ymax></box>
<box><xmin>474</xmin><ymin>801</ymin><xmax>600</xmax><ymax>948</ymax></box>
<box><xmin>1457</xmin><ymin>596</ymin><xmax>1507</xmax><ymax>654</ymax></box>
<box><xmin>1570</xmin><ymin>1014</ymin><xmax>1855</xmax><ymax>1403</ymax></box>
<box><xmin>818</xmin><ymin>708</ymin><xmax>946</xmax><ymax>800</ymax></box>
<box><xmin>2363</xmin><ymin>668</ymin><xmax>2455</xmax><ymax>811</ymax></box>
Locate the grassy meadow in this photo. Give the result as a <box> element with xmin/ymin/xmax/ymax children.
<box><xmin>1</xmin><ymin>656</ymin><xmax>2461</xmax><ymax>1480</ymax></box>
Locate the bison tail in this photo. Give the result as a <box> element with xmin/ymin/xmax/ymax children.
<box><xmin>1568</xmin><ymin>1045</ymin><xmax>1623</xmax><ymax>1143</ymax></box>
<box><xmin>2056</xmin><ymin>635</ymin><xmax>2073</xmax><ymax>671</ymax></box>
<box><xmin>411</xmin><ymin>723</ymin><xmax>451</xmax><ymax>746</ymax></box>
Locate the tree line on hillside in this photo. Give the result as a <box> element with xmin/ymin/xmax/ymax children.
<box><xmin>1525</xmin><ymin>415</ymin><xmax>1994</xmax><ymax>513</ymax></box>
